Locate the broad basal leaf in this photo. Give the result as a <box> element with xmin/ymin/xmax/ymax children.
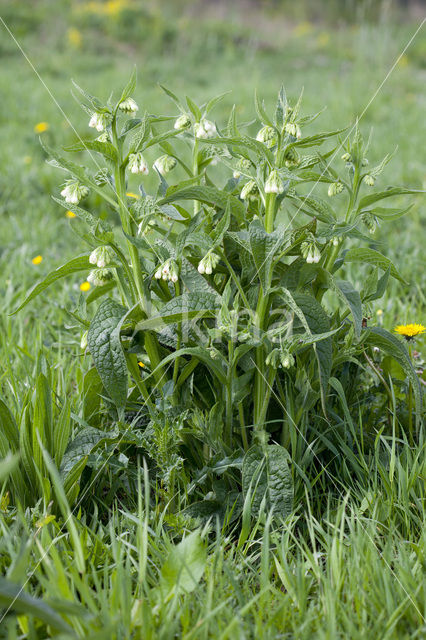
<box><xmin>87</xmin><ymin>299</ymin><xmax>128</xmax><ymax>408</ymax></box>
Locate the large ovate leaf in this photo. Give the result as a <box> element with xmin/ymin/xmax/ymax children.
<box><xmin>137</xmin><ymin>292</ymin><xmax>221</xmax><ymax>330</ymax></box>
<box><xmin>60</xmin><ymin>426</ymin><xmax>119</xmax><ymax>477</ymax></box>
<box><xmin>344</xmin><ymin>248</ymin><xmax>407</xmax><ymax>284</ymax></box>
<box><xmin>335</xmin><ymin>280</ymin><xmax>362</xmax><ymax>338</ymax></box>
<box><xmin>159</xmin><ymin>531</ymin><xmax>207</xmax><ymax>597</ymax></box>
<box><xmin>63</xmin><ymin>139</ymin><xmax>118</xmax><ymax>162</ymax></box>
<box><xmin>242</xmin><ymin>445</ymin><xmax>293</xmax><ymax>518</ymax></box>
<box><xmin>87</xmin><ymin>299</ymin><xmax>128</xmax><ymax>408</ymax></box>
<box><xmin>12</xmin><ymin>255</ymin><xmax>92</xmax><ymax>314</ymax></box>
<box><xmin>249</xmin><ymin>221</ymin><xmax>283</xmax><ymax>292</ymax></box>
<box><xmin>365</xmin><ymin>327</ymin><xmax>422</xmax><ymax>424</ymax></box>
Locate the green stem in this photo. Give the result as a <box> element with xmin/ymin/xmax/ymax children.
<box><xmin>111</xmin><ymin>115</ymin><xmax>165</xmax><ymax>385</ymax></box>
<box><xmin>408</xmin><ymin>344</ymin><xmax>413</xmax><ymax>445</ymax></box>
<box><xmin>172</xmin><ymin>280</ymin><xmax>181</xmax><ymax>386</ymax></box>
<box><xmin>225</xmin><ymin>338</ymin><xmax>234</xmax><ymax>446</ymax></box>
<box><xmin>264</xmin><ymin>193</ymin><xmax>276</xmax><ymax>234</ymax></box>
<box><xmin>193</xmin><ymin>138</ymin><xmax>200</xmax><ymax>214</ymax></box>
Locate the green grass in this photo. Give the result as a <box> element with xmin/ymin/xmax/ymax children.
<box><xmin>0</xmin><ymin>1</ymin><xmax>425</xmax><ymax>637</ymax></box>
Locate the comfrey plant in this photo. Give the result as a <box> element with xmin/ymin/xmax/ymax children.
<box><xmin>16</xmin><ymin>71</ymin><xmax>422</xmax><ymax>519</ymax></box>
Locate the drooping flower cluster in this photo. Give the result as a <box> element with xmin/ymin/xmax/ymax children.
<box><xmin>328</xmin><ymin>182</ymin><xmax>344</xmax><ymax>197</ymax></box>
<box><xmin>240</xmin><ymin>179</ymin><xmax>259</xmax><ymax>201</ymax></box>
<box><xmin>256</xmin><ymin>125</ymin><xmax>276</xmax><ymax>147</ymax></box>
<box><xmin>154</xmin><ymin>259</ymin><xmax>179</xmax><ymax>283</ymax></box>
<box><xmin>128</xmin><ymin>152</ymin><xmax>149</xmax><ymax>175</ymax></box>
<box><xmin>194</xmin><ymin>119</ymin><xmax>216</xmax><ymax>139</ymax></box>
<box><xmin>87</xmin><ymin>268</ymin><xmax>114</xmax><ymax>287</ymax></box>
<box><xmin>118</xmin><ymin>97</ymin><xmax>138</xmax><ymax>113</ymax></box>
<box><xmin>60</xmin><ymin>179</ymin><xmax>89</xmax><ymax>204</ymax></box>
<box><xmin>89</xmin><ymin>112</ymin><xmax>108</xmax><ymax>132</ymax></box>
<box><xmin>233</xmin><ymin>158</ymin><xmax>251</xmax><ymax>179</ymax></box>
<box><xmin>301</xmin><ymin>236</ymin><xmax>321</xmax><ymax>264</ymax></box>
<box><xmin>265</xmin><ymin>170</ymin><xmax>284</xmax><ymax>195</ymax></box>
<box><xmin>153</xmin><ymin>155</ymin><xmax>177</xmax><ymax>176</ymax></box>
<box><xmin>197</xmin><ymin>251</ymin><xmax>220</xmax><ymax>275</ymax></box>
<box><xmin>89</xmin><ymin>245</ymin><xmax>115</xmax><ymax>268</ymax></box>
<box><xmin>285</xmin><ymin>121</ymin><xmax>301</xmax><ymax>139</ymax></box>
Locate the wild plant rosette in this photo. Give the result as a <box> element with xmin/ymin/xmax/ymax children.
<box><xmin>16</xmin><ymin>71</ymin><xmax>423</xmax><ymax>518</ymax></box>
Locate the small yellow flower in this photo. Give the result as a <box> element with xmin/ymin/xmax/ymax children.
<box><xmin>34</xmin><ymin>122</ymin><xmax>49</xmax><ymax>134</ymax></box>
<box><xmin>36</xmin><ymin>514</ymin><xmax>56</xmax><ymax>529</ymax></box>
<box><xmin>394</xmin><ymin>323</ymin><xmax>425</xmax><ymax>340</ymax></box>
<box><xmin>67</xmin><ymin>27</ymin><xmax>82</xmax><ymax>48</ymax></box>
<box><xmin>32</xmin><ymin>255</ymin><xmax>43</xmax><ymax>265</ymax></box>
<box><xmin>80</xmin><ymin>281</ymin><xmax>91</xmax><ymax>292</ymax></box>
<box><xmin>126</xmin><ymin>192</ymin><xmax>140</xmax><ymax>199</ymax></box>
<box><xmin>66</xmin><ymin>210</ymin><xmax>76</xmax><ymax>218</ymax></box>
<box><xmin>138</xmin><ymin>361</ymin><xmax>145</xmax><ymax>368</ymax></box>
<box><xmin>376</xmin><ymin>309</ymin><xmax>383</xmax><ymax>316</ymax></box>
<box><xmin>23</xmin><ymin>156</ymin><xmax>32</xmax><ymax>165</ymax></box>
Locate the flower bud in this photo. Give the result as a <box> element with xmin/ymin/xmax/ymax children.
<box><xmin>363</xmin><ymin>174</ymin><xmax>375</xmax><ymax>187</ymax></box>
<box><xmin>96</xmin><ymin>131</ymin><xmax>110</xmax><ymax>143</ymax></box>
<box><xmin>331</xmin><ymin>236</ymin><xmax>340</xmax><ymax>247</ymax></box>
<box><xmin>361</xmin><ymin>212</ymin><xmax>377</xmax><ymax>234</ymax></box>
<box><xmin>280</xmin><ymin>352</ymin><xmax>294</xmax><ymax>369</ymax></box>
<box><xmin>128</xmin><ymin>152</ymin><xmax>149</xmax><ymax>175</ymax></box>
<box><xmin>240</xmin><ymin>179</ymin><xmax>258</xmax><ymax>201</ymax></box>
<box><xmin>285</xmin><ymin>122</ymin><xmax>301</xmax><ymax>139</ymax></box>
<box><xmin>153</xmin><ymin>154</ymin><xmax>177</xmax><ymax>176</ymax></box>
<box><xmin>89</xmin><ymin>246</ymin><xmax>115</xmax><ymax>268</ymax></box>
<box><xmin>87</xmin><ymin>268</ymin><xmax>114</xmax><ymax>287</ymax></box>
<box><xmin>265</xmin><ymin>169</ymin><xmax>284</xmax><ymax>194</ymax></box>
<box><xmin>198</xmin><ymin>251</ymin><xmax>219</xmax><ymax>276</ymax></box>
<box><xmin>341</xmin><ymin>152</ymin><xmax>351</xmax><ymax>162</ymax></box>
<box><xmin>174</xmin><ymin>114</ymin><xmax>191</xmax><ymax>130</ymax></box>
<box><xmin>60</xmin><ymin>179</ymin><xmax>89</xmax><ymax>204</ymax></box>
<box><xmin>361</xmin><ymin>157</ymin><xmax>369</xmax><ymax>166</ymax></box>
<box><xmin>194</xmin><ymin>119</ymin><xmax>217</xmax><ymax>139</ymax></box>
<box><xmin>256</xmin><ymin>126</ymin><xmax>276</xmax><ymax>147</ymax></box>
<box><xmin>119</xmin><ymin>97</ymin><xmax>138</xmax><ymax>113</ymax></box>
<box><xmin>89</xmin><ymin>112</ymin><xmax>107</xmax><ymax>132</ymax></box>
<box><xmin>328</xmin><ymin>182</ymin><xmax>344</xmax><ymax>197</ymax></box>
<box><xmin>80</xmin><ymin>330</ymin><xmax>88</xmax><ymax>350</ymax></box>
<box><xmin>233</xmin><ymin>158</ymin><xmax>251</xmax><ymax>179</ymax></box>
<box><xmin>284</xmin><ymin>147</ymin><xmax>300</xmax><ymax>168</ymax></box>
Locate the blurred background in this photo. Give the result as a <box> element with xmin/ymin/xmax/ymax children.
<box><xmin>0</xmin><ymin>0</ymin><xmax>425</xmax><ymax>330</ymax></box>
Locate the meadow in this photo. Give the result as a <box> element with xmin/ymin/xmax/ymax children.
<box><xmin>0</xmin><ymin>1</ymin><xmax>425</xmax><ymax>638</ymax></box>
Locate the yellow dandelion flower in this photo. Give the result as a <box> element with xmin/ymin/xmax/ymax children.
<box><xmin>32</xmin><ymin>255</ymin><xmax>43</xmax><ymax>265</ymax></box>
<box><xmin>138</xmin><ymin>361</ymin><xmax>145</xmax><ymax>368</ymax></box>
<box><xmin>66</xmin><ymin>210</ymin><xmax>76</xmax><ymax>218</ymax></box>
<box><xmin>394</xmin><ymin>323</ymin><xmax>425</xmax><ymax>340</ymax></box>
<box><xmin>23</xmin><ymin>156</ymin><xmax>32</xmax><ymax>164</ymax></box>
<box><xmin>80</xmin><ymin>281</ymin><xmax>91</xmax><ymax>292</ymax></box>
<box><xmin>34</xmin><ymin>122</ymin><xmax>49</xmax><ymax>134</ymax></box>
<box><xmin>126</xmin><ymin>192</ymin><xmax>140</xmax><ymax>199</ymax></box>
<box><xmin>67</xmin><ymin>27</ymin><xmax>82</xmax><ymax>48</ymax></box>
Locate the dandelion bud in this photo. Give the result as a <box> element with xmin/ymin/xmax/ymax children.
<box><xmin>363</xmin><ymin>174</ymin><xmax>375</xmax><ymax>187</ymax></box>
<box><xmin>87</xmin><ymin>268</ymin><xmax>113</xmax><ymax>287</ymax></box>
<box><xmin>153</xmin><ymin>154</ymin><xmax>177</xmax><ymax>176</ymax></box>
<box><xmin>265</xmin><ymin>169</ymin><xmax>284</xmax><ymax>195</ymax></box>
<box><xmin>240</xmin><ymin>179</ymin><xmax>258</xmax><ymax>201</ymax></box>
<box><xmin>60</xmin><ymin>179</ymin><xmax>89</xmax><ymax>204</ymax></box>
<box><xmin>174</xmin><ymin>114</ymin><xmax>191</xmax><ymax>130</ymax></box>
<box><xmin>128</xmin><ymin>152</ymin><xmax>149</xmax><ymax>175</ymax></box>
<box><xmin>89</xmin><ymin>246</ymin><xmax>114</xmax><ymax>268</ymax></box>
<box><xmin>341</xmin><ymin>152</ymin><xmax>351</xmax><ymax>162</ymax></box>
<box><xmin>328</xmin><ymin>182</ymin><xmax>344</xmax><ymax>197</ymax></box>
<box><xmin>80</xmin><ymin>330</ymin><xmax>88</xmax><ymax>351</ymax></box>
<box><xmin>118</xmin><ymin>97</ymin><xmax>138</xmax><ymax>113</ymax></box>
<box><xmin>89</xmin><ymin>112</ymin><xmax>107</xmax><ymax>132</ymax></box>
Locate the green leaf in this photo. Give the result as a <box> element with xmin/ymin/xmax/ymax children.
<box><xmin>254</xmin><ymin>89</ymin><xmax>274</xmax><ymax>127</ymax></box>
<box><xmin>160</xmin><ymin>531</ymin><xmax>206</xmax><ymax>597</ymax></box>
<box><xmin>12</xmin><ymin>255</ymin><xmax>92</xmax><ymax>314</ymax></box>
<box><xmin>242</xmin><ymin>445</ymin><xmax>293</xmax><ymax>518</ymax></box>
<box><xmin>138</xmin><ymin>292</ymin><xmax>221</xmax><ymax>330</ymax></box>
<box><xmin>292</xmin><ymin>292</ymin><xmax>332</xmax><ymax>411</ymax></box>
<box><xmin>130</xmin><ymin>111</ymin><xmax>151</xmax><ymax>153</ymax></box>
<box><xmin>356</xmin><ymin>187</ymin><xmax>423</xmax><ymax>212</ymax></box>
<box><xmin>60</xmin><ymin>426</ymin><xmax>119</xmax><ymax>477</ymax></box>
<box><xmin>63</xmin><ymin>139</ymin><xmax>118</xmax><ymax>163</ymax></box>
<box><xmin>186</xmin><ymin>96</ymin><xmax>202</xmax><ymax>120</ymax></box>
<box><xmin>249</xmin><ymin>220</ymin><xmax>282</xmax><ymax>292</ymax></box>
<box><xmin>361</xmin><ymin>204</ymin><xmax>414</xmax><ymax>221</ymax></box>
<box><xmin>0</xmin><ymin>400</ymin><xmax>19</xmax><ymax>451</ymax></box>
<box><xmin>87</xmin><ymin>299</ymin><xmax>128</xmax><ymax>408</ymax></box>
<box><xmin>159</xmin><ymin>185</ymin><xmax>245</xmax><ymax>222</ymax></box>
<box><xmin>0</xmin><ymin>578</ymin><xmax>75</xmax><ymax>634</ymax></box>
<box><xmin>335</xmin><ymin>280</ymin><xmax>362</xmax><ymax>338</ymax></box>
<box><xmin>118</xmin><ymin>66</ymin><xmax>137</xmax><ymax>103</ymax></box>
<box><xmin>364</xmin><ymin>328</ymin><xmax>422</xmax><ymax>424</ymax></box>
<box><xmin>53</xmin><ymin>197</ymin><xmax>113</xmax><ymax>237</ymax></box>
<box><xmin>344</xmin><ymin>248</ymin><xmax>407</xmax><ymax>284</ymax></box>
